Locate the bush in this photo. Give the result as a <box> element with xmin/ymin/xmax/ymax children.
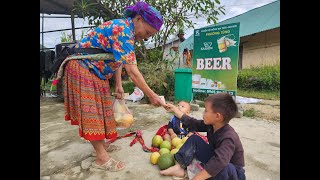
<box><xmin>237</xmin><ymin>64</ymin><xmax>280</xmax><ymax>91</ymax></box>
<box><xmin>138</xmin><ymin>62</ymin><xmax>175</xmax><ymax>102</ymax></box>
<box><xmin>243</xmin><ymin>108</ymin><xmax>257</xmax><ymax>117</ymax></box>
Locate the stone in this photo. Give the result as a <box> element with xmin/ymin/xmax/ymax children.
<box><xmin>71</xmin><ymin>166</ymin><xmax>81</xmax><ymax>174</ymax></box>
<box><xmin>81</xmin><ymin>157</ymin><xmax>94</xmax><ymax>170</ymax></box>
<box><xmin>40</xmin><ymin>176</ymin><xmax>50</xmax><ymax>180</ymax></box>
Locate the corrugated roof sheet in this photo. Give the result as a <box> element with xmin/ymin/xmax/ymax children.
<box><xmin>40</xmin><ymin>0</ymin><xmax>104</xmax><ymax>16</ymax></box>
<box><xmin>179</xmin><ymin>0</ymin><xmax>280</xmax><ymax>52</ymax></box>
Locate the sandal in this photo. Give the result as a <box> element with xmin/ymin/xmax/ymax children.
<box><xmin>91</xmin><ymin>157</ymin><xmax>125</xmax><ymax>171</ymax></box>
<box><xmin>91</xmin><ymin>144</ymin><xmax>122</xmax><ymax>156</ymax></box>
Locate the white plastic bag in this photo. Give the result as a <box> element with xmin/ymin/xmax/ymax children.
<box><xmin>187</xmin><ymin>158</ymin><xmax>204</xmax><ymax>179</ymax></box>
<box><xmin>113</xmin><ymin>99</ymin><xmax>134</xmax><ymax>129</ymax></box>
<box><xmin>124</xmin><ymin>87</ymin><xmax>144</xmax><ymax>102</ymax></box>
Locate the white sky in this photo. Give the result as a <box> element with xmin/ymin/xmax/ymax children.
<box><xmin>40</xmin><ymin>0</ymin><xmax>277</xmax><ymax>49</ymax></box>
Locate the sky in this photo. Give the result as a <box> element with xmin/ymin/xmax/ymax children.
<box><xmin>40</xmin><ymin>0</ymin><xmax>278</xmax><ymax>49</ymax></box>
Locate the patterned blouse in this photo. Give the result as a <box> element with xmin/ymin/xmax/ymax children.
<box><xmin>75</xmin><ymin>17</ymin><xmax>136</xmax><ymax>80</ymax></box>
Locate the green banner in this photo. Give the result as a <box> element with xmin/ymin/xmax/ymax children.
<box><xmin>192</xmin><ymin>22</ymin><xmax>240</xmax><ymax>97</ymax></box>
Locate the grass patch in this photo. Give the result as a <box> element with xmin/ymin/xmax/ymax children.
<box><xmin>237</xmin><ymin>89</ymin><xmax>280</xmax><ymax>100</ymax></box>
<box><xmin>243</xmin><ymin>108</ymin><xmax>257</xmax><ymax>117</ymax></box>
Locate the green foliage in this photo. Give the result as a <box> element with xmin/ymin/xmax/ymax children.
<box><xmin>138</xmin><ymin>62</ymin><xmax>175</xmax><ymax>101</ymax></box>
<box><xmin>122</xmin><ymin>81</ymin><xmax>135</xmax><ymax>94</ymax></box>
<box><xmin>193</xmin><ymin>93</ymin><xmax>209</xmax><ymax>102</ymax></box>
<box><xmin>60</xmin><ymin>29</ymin><xmax>87</xmax><ymax>43</ymax></box>
<box><xmin>237</xmin><ymin>64</ymin><xmax>280</xmax><ymax>91</ymax></box>
<box><xmin>60</xmin><ymin>32</ymin><xmax>73</xmax><ymax>42</ymax></box>
<box><xmin>146</xmin><ymin>47</ymin><xmax>163</xmax><ymax>63</ymax></box>
<box><xmin>72</xmin><ymin>0</ymin><xmax>225</xmax><ymax>53</ymax></box>
<box><xmin>243</xmin><ymin>108</ymin><xmax>257</xmax><ymax>117</ymax></box>
<box><xmin>237</xmin><ymin>89</ymin><xmax>279</xmax><ymax>100</ymax></box>
<box><xmin>192</xmin><ymin>64</ymin><xmax>280</xmax><ymax>101</ymax></box>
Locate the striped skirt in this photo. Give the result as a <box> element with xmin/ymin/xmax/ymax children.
<box><xmin>63</xmin><ymin>60</ymin><xmax>118</xmax><ymax>140</ymax></box>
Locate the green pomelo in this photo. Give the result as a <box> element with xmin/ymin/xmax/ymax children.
<box><xmin>158</xmin><ymin>153</ymin><xmax>175</xmax><ymax>170</ymax></box>
<box><xmin>159</xmin><ymin>148</ymin><xmax>170</xmax><ymax>155</ymax></box>
<box><xmin>160</xmin><ymin>140</ymin><xmax>172</xmax><ymax>150</ymax></box>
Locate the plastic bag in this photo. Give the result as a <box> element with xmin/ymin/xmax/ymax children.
<box><xmin>124</xmin><ymin>87</ymin><xmax>144</xmax><ymax>102</ymax></box>
<box><xmin>187</xmin><ymin>158</ymin><xmax>204</xmax><ymax>179</ymax></box>
<box><xmin>113</xmin><ymin>99</ymin><xmax>134</xmax><ymax>129</ymax></box>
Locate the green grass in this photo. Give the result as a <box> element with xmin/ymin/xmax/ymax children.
<box><xmin>110</xmin><ymin>81</ymin><xmax>135</xmax><ymax>94</ymax></box>
<box><xmin>243</xmin><ymin>108</ymin><xmax>257</xmax><ymax>117</ymax></box>
<box><xmin>237</xmin><ymin>89</ymin><xmax>280</xmax><ymax>100</ymax></box>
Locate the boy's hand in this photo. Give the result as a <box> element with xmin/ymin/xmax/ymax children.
<box><xmin>165</xmin><ymin>103</ymin><xmax>184</xmax><ymax>119</ymax></box>
<box><xmin>165</xmin><ymin>103</ymin><xmax>179</xmax><ymax>112</ymax></box>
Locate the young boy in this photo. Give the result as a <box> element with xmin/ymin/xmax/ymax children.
<box><xmin>161</xmin><ymin>93</ymin><xmax>245</xmax><ymax>180</ymax></box>
<box><xmin>163</xmin><ymin>101</ymin><xmax>194</xmax><ymax>142</ymax></box>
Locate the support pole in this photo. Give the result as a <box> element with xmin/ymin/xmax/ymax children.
<box><xmin>71</xmin><ymin>13</ymin><xmax>76</xmax><ymax>42</ymax></box>
<box><xmin>42</xmin><ymin>13</ymin><xmax>44</xmax><ymax>50</ymax></box>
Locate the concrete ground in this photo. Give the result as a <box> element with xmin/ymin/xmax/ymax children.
<box><xmin>40</xmin><ymin>98</ymin><xmax>280</xmax><ymax>180</ymax></box>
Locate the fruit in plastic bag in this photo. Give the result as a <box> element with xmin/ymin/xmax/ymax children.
<box><xmin>113</xmin><ymin>99</ymin><xmax>134</xmax><ymax>128</ymax></box>
<box><xmin>117</xmin><ymin>114</ymin><xmax>134</xmax><ymax>128</ymax></box>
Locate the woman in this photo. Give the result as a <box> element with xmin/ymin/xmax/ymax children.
<box><xmin>62</xmin><ymin>2</ymin><xmax>165</xmax><ymax>171</ymax></box>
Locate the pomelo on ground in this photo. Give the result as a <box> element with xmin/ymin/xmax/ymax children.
<box><xmin>158</xmin><ymin>153</ymin><xmax>175</xmax><ymax>170</ymax></box>
<box><xmin>171</xmin><ymin>137</ymin><xmax>182</xmax><ymax>147</ymax></box>
<box><xmin>159</xmin><ymin>148</ymin><xmax>170</xmax><ymax>155</ymax></box>
<box><xmin>152</xmin><ymin>135</ymin><xmax>163</xmax><ymax>147</ymax></box>
<box><xmin>150</xmin><ymin>152</ymin><xmax>161</xmax><ymax>165</ymax></box>
<box><xmin>160</xmin><ymin>140</ymin><xmax>172</xmax><ymax>150</ymax></box>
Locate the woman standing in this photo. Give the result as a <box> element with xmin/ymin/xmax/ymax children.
<box><xmin>62</xmin><ymin>2</ymin><xmax>165</xmax><ymax>171</ymax></box>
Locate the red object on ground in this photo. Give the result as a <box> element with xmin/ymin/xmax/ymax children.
<box><xmin>130</xmin><ymin>130</ymin><xmax>159</xmax><ymax>152</ymax></box>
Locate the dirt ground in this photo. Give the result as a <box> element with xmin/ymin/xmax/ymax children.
<box><xmin>40</xmin><ymin>97</ymin><xmax>280</xmax><ymax>180</ymax></box>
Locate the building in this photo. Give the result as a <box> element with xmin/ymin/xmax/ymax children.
<box><xmin>178</xmin><ymin>0</ymin><xmax>280</xmax><ymax>69</ymax></box>
<box><xmin>162</xmin><ymin>37</ymin><xmax>184</xmax><ymax>70</ymax></box>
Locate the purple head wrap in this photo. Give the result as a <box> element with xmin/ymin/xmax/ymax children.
<box><xmin>123</xmin><ymin>1</ymin><xmax>163</xmax><ymax>31</ymax></box>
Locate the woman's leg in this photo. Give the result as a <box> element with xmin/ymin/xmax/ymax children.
<box><xmin>90</xmin><ymin>140</ymin><xmax>124</xmax><ymax>169</ymax></box>
<box><xmin>64</xmin><ymin>60</ymin><xmax>123</xmax><ymax>169</ymax></box>
<box><xmin>90</xmin><ymin>140</ymin><xmax>110</xmax><ymax>164</ymax></box>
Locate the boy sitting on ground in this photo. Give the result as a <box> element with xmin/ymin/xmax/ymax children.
<box><xmin>161</xmin><ymin>93</ymin><xmax>246</xmax><ymax>180</ymax></box>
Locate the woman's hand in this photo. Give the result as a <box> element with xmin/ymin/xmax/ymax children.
<box><xmin>148</xmin><ymin>93</ymin><xmax>166</xmax><ymax>107</ymax></box>
<box><xmin>114</xmin><ymin>85</ymin><xmax>124</xmax><ymax>99</ymax></box>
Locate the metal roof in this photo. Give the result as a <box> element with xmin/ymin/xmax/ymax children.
<box><xmin>40</xmin><ymin>0</ymin><xmax>100</xmax><ymax>16</ymax></box>
<box><xmin>179</xmin><ymin>0</ymin><xmax>280</xmax><ymax>52</ymax></box>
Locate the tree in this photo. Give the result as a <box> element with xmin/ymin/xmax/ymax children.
<box><xmin>73</xmin><ymin>0</ymin><xmax>225</xmax><ymax>61</ymax></box>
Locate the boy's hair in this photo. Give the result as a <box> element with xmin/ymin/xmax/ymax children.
<box><xmin>204</xmin><ymin>93</ymin><xmax>238</xmax><ymax>123</ymax></box>
<box><xmin>179</xmin><ymin>101</ymin><xmax>191</xmax><ymax>112</ymax></box>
